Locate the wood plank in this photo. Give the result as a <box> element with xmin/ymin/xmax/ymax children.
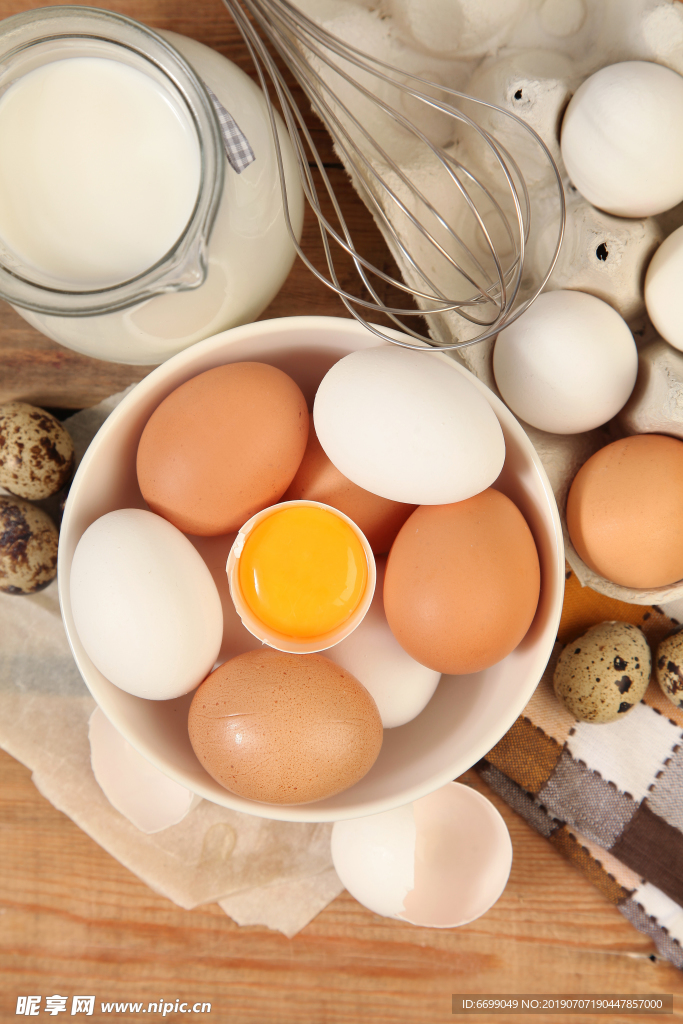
<box><xmin>1</xmin><ymin>750</ymin><xmax>681</xmax><ymax>1022</ymax></box>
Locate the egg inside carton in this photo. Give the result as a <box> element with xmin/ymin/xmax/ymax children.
<box><xmin>291</xmin><ymin>0</ymin><xmax>683</xmax><ymax>604</ymax></box>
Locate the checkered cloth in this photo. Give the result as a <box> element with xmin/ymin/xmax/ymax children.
<box><xmin>476</xmin><ymin>570</ymin><xmax>683</xmax><ymax>971</ymax></box>
<box><xmin>206</xmin><ymin>87</ymin><xmax>255</xmax><ymax>173</ymax></box>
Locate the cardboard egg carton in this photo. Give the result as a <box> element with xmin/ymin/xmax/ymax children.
<box><xmin>298</xmin><ymin>0</ymin><xmax>683</xmax><ymax>604</ymax></box>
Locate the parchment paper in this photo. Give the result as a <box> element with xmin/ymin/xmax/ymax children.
<box><xmin>0</xmin><ymin>390</ymin><xmax>343</xmax><ymax>938</ymax></box>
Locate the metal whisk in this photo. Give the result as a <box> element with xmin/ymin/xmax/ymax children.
<box><xmin>221</xmin><ymin>0</ymin><xmax>566</xmax><ymax>351</ymax></box>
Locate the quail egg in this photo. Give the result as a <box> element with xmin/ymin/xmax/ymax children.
<box><xmin>655</xmin><ymin>629</ymin><xmax>683</xmax><ymax>709</ymax></box>
<box><xmin>0</xmin><ymin>402</ymin><xmax>74</xmax><ymax>500</ymax></box>
<box><xmin>553</xmin><ymin>621</ymin><xmax>651</xmax><ymax>723</ymax></box>
<box><xmin>0</xmin><ymin>494</ymin><xmax>59</xmax><ymax>594</ymax></box>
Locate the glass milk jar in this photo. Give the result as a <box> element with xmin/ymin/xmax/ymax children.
<box><xmin>0</xmin><ymin>6</ymin><xmax>304</xmax><ymax>365</ymax></box>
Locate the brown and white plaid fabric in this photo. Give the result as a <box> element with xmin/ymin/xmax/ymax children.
<box><xmin>476</xmin><ymin>569</ymin><xmax>683</xmax><ymax>971</ymax></box>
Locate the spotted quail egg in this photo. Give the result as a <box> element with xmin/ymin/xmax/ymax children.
<box><xmin>0</xmin><ymin>495</ymin><xmax>59</xmax><ymax>594</ymax></box>
<box><xmin>655</xmin><ymin>629</ymin><xmax>683</xmax><ymax>709</ymax></box>
<box><xmin>0</xmin><ymin>402</ymin><xmax>74</xmax><ymax>500</ymax></box>
<box><xmin>553</xmin><ymin>621</ymin><xmax>651</xmax><ymax>723</ymax></box>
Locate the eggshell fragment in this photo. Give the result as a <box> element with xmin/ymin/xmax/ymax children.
<box><xmin>282</xmin><ymin>426</ymin><xmax>416</xmax><ymax>554</ymax></box>
<box><xmin>188</xmin><ymin>650</ymin><xmax>383</xmax><ymax>804</ymax></box>
<box><xmin>566</xmin><ymin>434</ymin><xmax>683</xmax><ymax>589</ymax></box>
<box><xmin>493</xmin><ymin>290</ymin><xmax>637</xmax><ymax>435</ymax></box>
<box><xmin>137</xmin><ymin>362</ymin><xmax>309</xmax><ymax>536</ymax></box>
<box><xmin>326</xmin><ymin>558</ymin><xmax>441</xmax><ymax>727</ymax></box>
<box><xmin>70</xmin><ymin>509</ymin><xmax>223</xmax><ymax>699</ymax></box>
<box><xmin>313</xmin><ymin>347</ymin><xmax>505</xmax><ymax>505</ymax></box>
<box><xmin>553</xmin><ymin>621</ymin><xmax>651</xmax><ymax>723</ymax></box>
<box><xmin>331</xmin><ymin>804</ymin><xmax>416</xmax><ymax>919</ymax></box>
<box><xmin>655</xmin><ymin>630</ymin><xmax>683</xmax><ymax>710</ymax></box>
<box><xmin>89</xmin><ymin>707</ymin><xmax>200</xmax><ymax>834</ymax></box>
<box><xmin>331</xmin><ymin>782</ymin><xmax>512</xmax><ymax>927</ymax></box>
<box><xmin>0</xmin><ymin>402</ymin><xmax>74</xmax><ymax>500</ymax></box>
<box><xmin>384</xmin><ymin>491</ymin><xmax>540</xmax><ymax>674</ymax></box>
<box><xmin>0</xmin><ymin>494</ymin><xmax>58</xmax><ymax>594</ymax></box>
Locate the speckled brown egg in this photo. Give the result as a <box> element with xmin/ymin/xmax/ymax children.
<box><xmin>566</xmin><ymin>434</ymin><xmax>683</xmax><ymax>588</ymax></box>
<box><xmin>553</xmin><ymin>621</ymin><xmax>651</xmax><ymax>723</ymax></box>
<box><xmin>0</xmin><ymin>495</ymin><xmax>58</xmax><ymax>594</ymax></box>
<box><xmin>383</xmin><ymin>489</ymin><xmax>540</xmax><ymax>674</ymax></box>
<box><xmin>655</xmin><ymin>629</ymin><xmax>683</xmax><ymax>708</ymax></box>
<box><xmin>137</xmin><ymin>363</ymin><xmax>309</xmax><ymax>536</ymax></box>
<box><xmin>188</xmin><ymin>649</ymin><xmax>383</xmax><ymax>804</ymax></box>
<box><xmin>282</xmin><ymin>425</ymin><xmax>417</xmax><ymax>554</ymax></box>
<box><xmin>0</xmin><ymin>402</ymin><xmax>74</xmax><ymax>500</ymax></box>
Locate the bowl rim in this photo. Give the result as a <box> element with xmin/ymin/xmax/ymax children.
<box><xmin>58</xmin><ymin>314</ymin><xmax>565</xmax><ymax>822</ymax></box>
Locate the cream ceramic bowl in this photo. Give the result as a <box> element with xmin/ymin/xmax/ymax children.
<box><xmin>58</xmin><ymin>316</ymin><xmax>564</xmax><ymax>823</ymax></box>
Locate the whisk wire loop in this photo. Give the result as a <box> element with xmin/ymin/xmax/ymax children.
<box><xmin>221</xmin><ymin>0</ymin><xmax>565</xmax><ymax>350</ymax></box>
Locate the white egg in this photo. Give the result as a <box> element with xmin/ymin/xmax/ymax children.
<box><xmin>326</xmin><ymin>558</ymin><xmax>440</xmax><ymax>728</ymax></box>
<box><xmin>560</xmin><ymin>61</ymin><xmax>683</xmax><ymax>218</ymax></box>
<box><xmin>493</xmin><ymin>290</ymin><xmax>638</xmax><ymax>434</ymax></box>
<box><xmin>70</xmin><ymin>508</ymin><xmax>223</xmax><ymax>700</ymax></box>
<box><xmin>89</xmin><ymin>707</ymin><xmax>201</xmax><ymax>833</ymax></box>
<box><xmin>331</xmin><ymin>782</ymin><xmax>512</xmax><ymax>927</ymax></box>
<box><xmin>645</xmin><ymin>226</ymin><xmax>683</xmax><ymax>352</ymax></box>
<box><xmin>313</xmin><ymin>346</ymin><xmax>505</xmax><ymax>505</ymax></box>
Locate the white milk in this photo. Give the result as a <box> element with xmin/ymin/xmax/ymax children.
<box><xmin>9</xmin><ymin>32</ymin><xmax>304</xmax><ymax>365</ymax></box>
<box><xmin>0</xmin><ymin>57</ymin><xmax>201</xmax><ymax>288</ymax></box>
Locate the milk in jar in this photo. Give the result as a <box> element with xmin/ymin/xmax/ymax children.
<box><xmin>0</xmin><ymin>57</ymin><xmax>201</xmax><ymax>288</ymax></box>
<box><xmin>0</xmin><ymin>7</ymin><xmax>303</xmax><ymax>365</ymax></box>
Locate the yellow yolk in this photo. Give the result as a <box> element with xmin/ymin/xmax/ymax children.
<box><xmin>238</xmin><ymin>505</ymin><xmax>368</xmax><ymax>638</ymax></box>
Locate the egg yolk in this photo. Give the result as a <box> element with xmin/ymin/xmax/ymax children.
<box><xmin>238</xmin><ymin>505</ymin><xmax>368</xmax><ymax>638</ymax></box>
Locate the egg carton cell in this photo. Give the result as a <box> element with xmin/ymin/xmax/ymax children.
<box><xmin>300</xmin><ymin>0</ymin><xmax>683</xmax><ymax>604</ymax></box>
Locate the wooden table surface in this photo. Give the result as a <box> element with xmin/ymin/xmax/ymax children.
<box><xmin>1</xmin><ymin>2</ymin><xmax>682</xmax><ymax>1021</ymax></box>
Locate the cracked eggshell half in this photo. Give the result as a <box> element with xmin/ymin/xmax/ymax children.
<box><xmin>331</xmin><ymin>782</ymin><xmax>512</xmax><ymax>927</ymax></box>
<box><xmin>313</xmin><ymin>346</ymin><xmax>505</xmax><ymax>505</ymax></box>
<box><xmin>89</xmin><ymin>706</ymin><xmax>201</xmax><ymax>833</ymax></box>
<box><xmin>226</xmin><ymin>500</ymin><xmax>376</xmax><ymax>654</ymax></box>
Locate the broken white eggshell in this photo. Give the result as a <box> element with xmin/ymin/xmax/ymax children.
<box><xmin>89</xmin><ymin>706</ymin><xmax>201</xmax><ymax>834</ymax></box>
<box><xmin>330</xmin><ymin>782</ymin><xmax>512</xmax><ymax>927</ymax></box>
<box><xmin>325</xmin><ymin>557</ymin><xmax>441</xmax><ymax>728</ymax></box>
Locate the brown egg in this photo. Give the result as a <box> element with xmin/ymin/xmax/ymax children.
<box><xmin>566</xmin><ymin>434</ymin><xmax>683</xmax><ymax>588</ymax></box>
<box><xmin>137</xmin><ymin>363</ymin><xmax>309</xmax><ymax>536</ymax></box>
<box><xmin>282</xmin><ymin>426</ymin><xmax>416</xmax><ymax>554</ymax></box>
<box><xmin>188</xmin><ymin>650</ymin><xmax>383</xmax><ymax>804</ymax></box>
<box><xmin>384</xmin><ymin>490</ymin><xmax>540</xmax><ymax>674</ymax></box>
